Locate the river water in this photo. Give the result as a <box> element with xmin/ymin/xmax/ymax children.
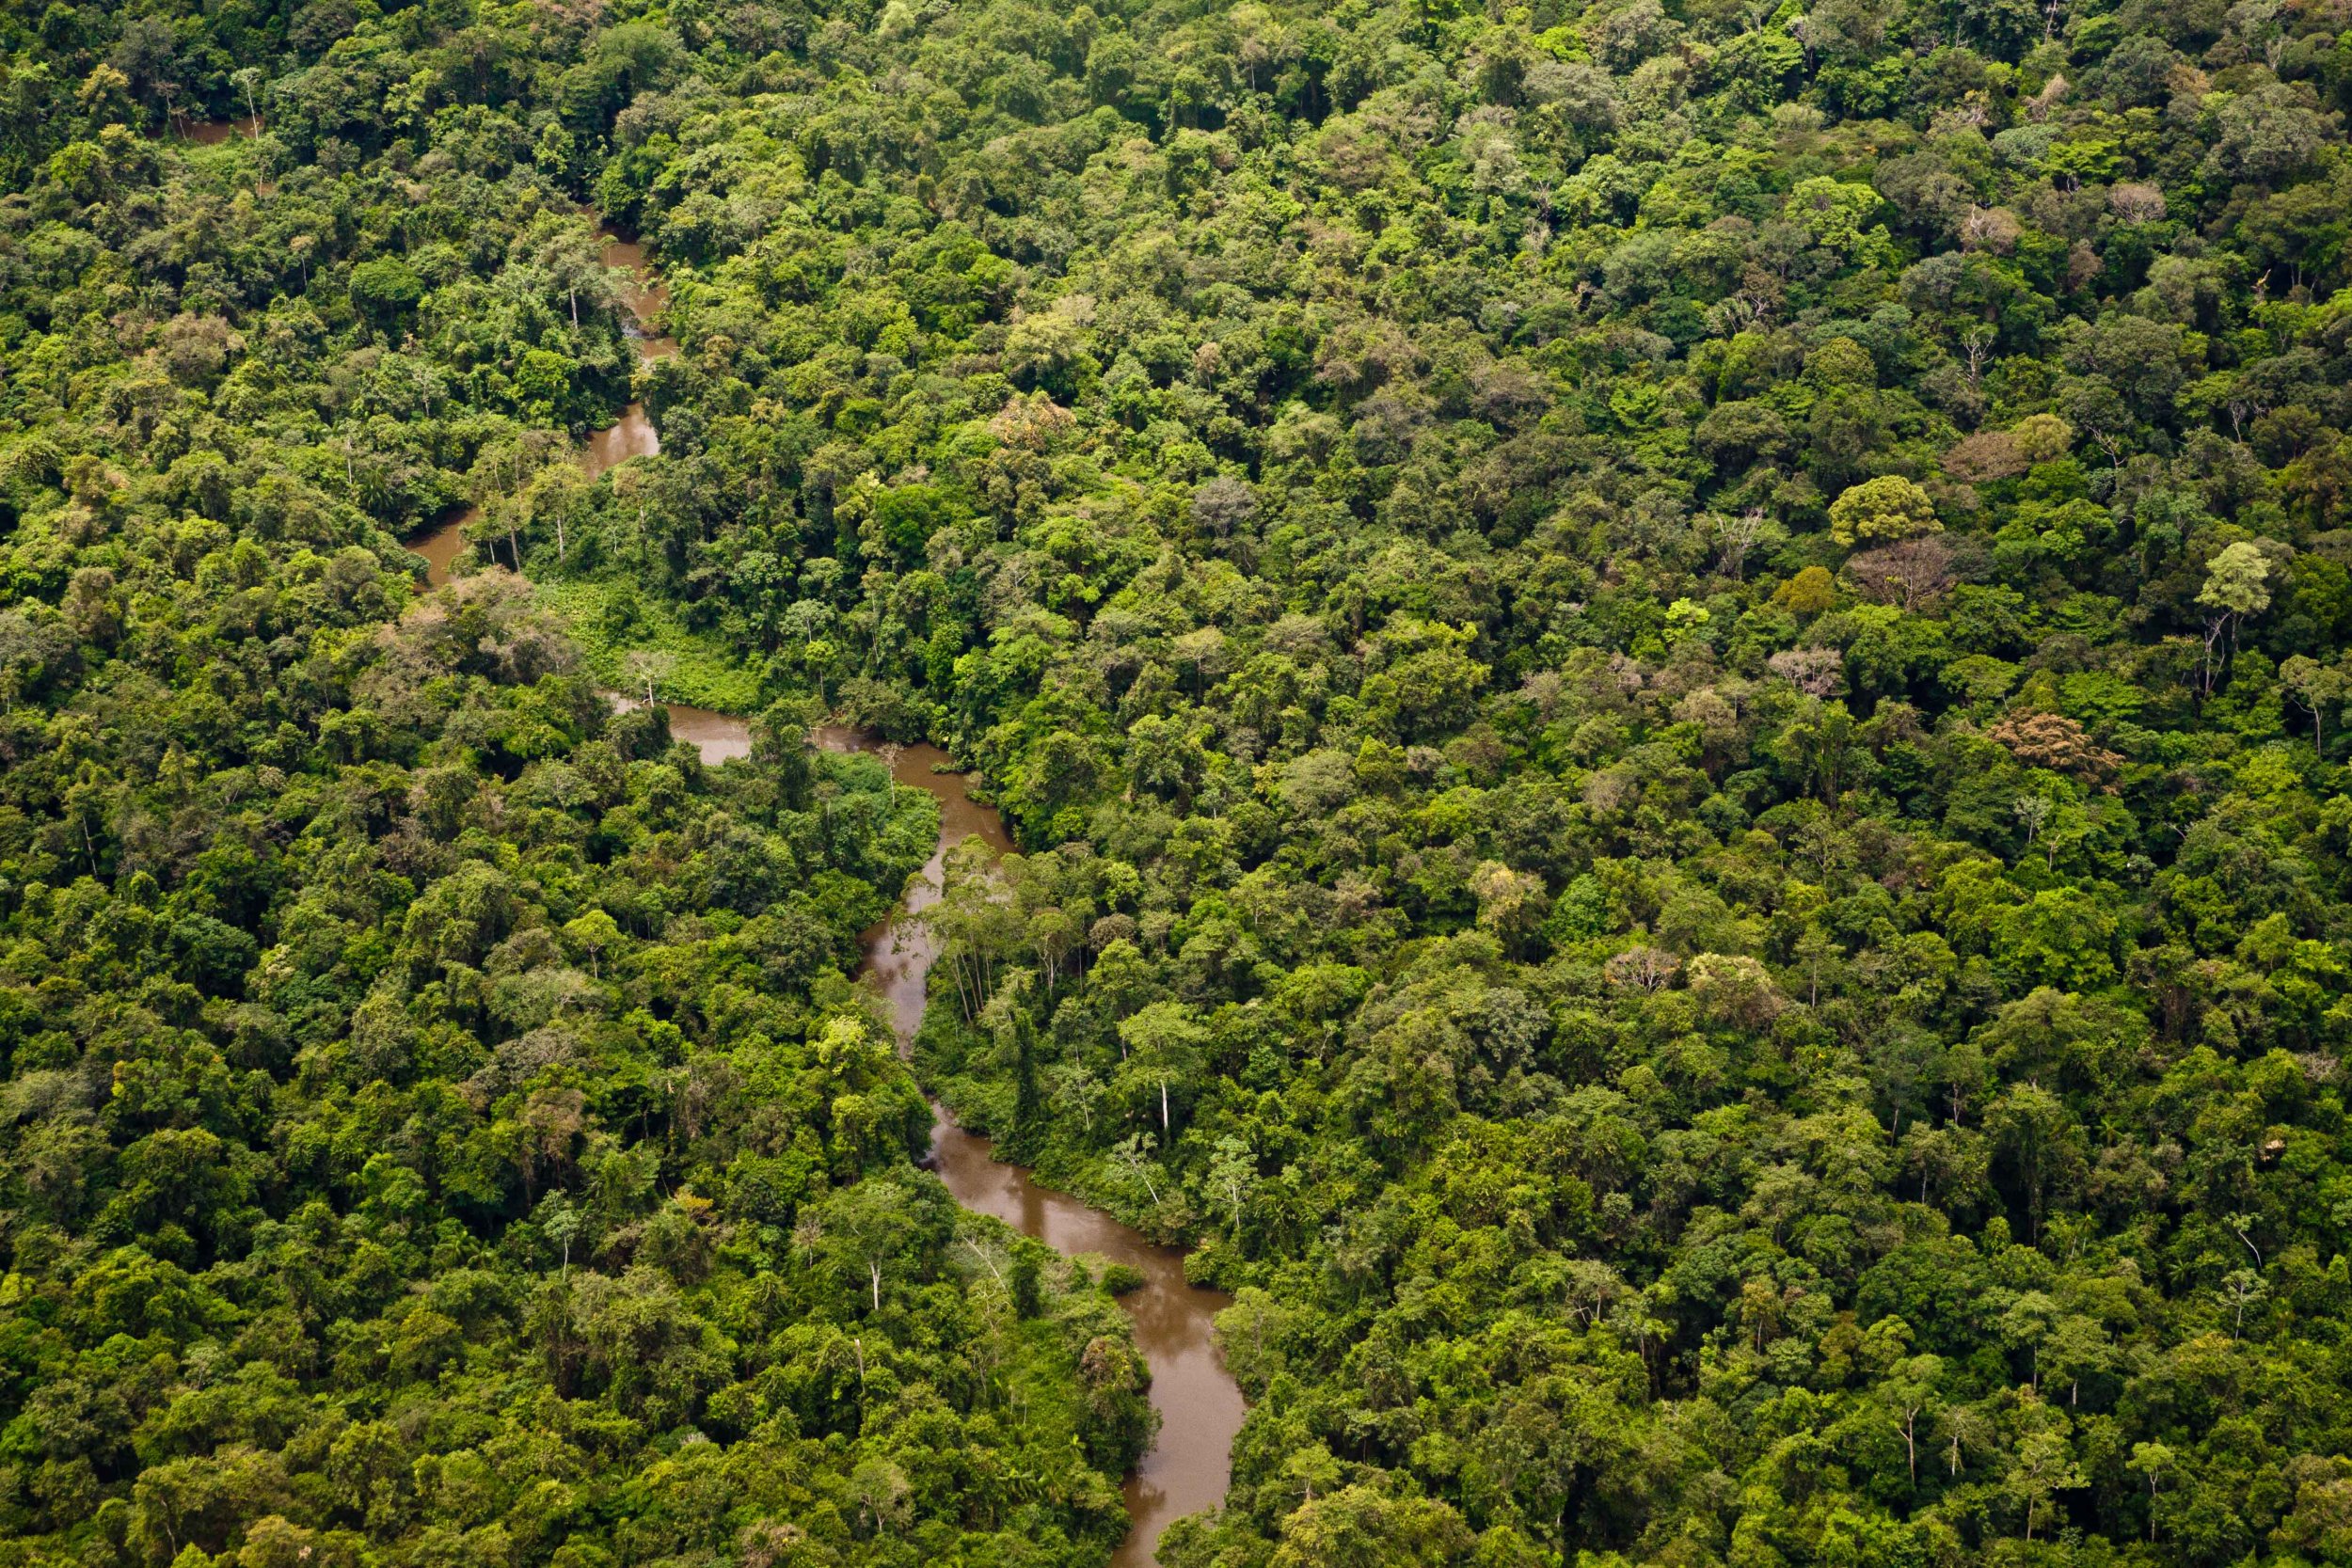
<box><xmin>805</xmin><ymin>727</ymin><xmax>1245</xmax><ymax>1567</ymax></box>
<box><xmin>405</xmin><ymin>230</ymin><xmax>1242</xmax><ymax>1565</ymax></box>
<box><xmin>183</xmin><ymin>115</ymin><xmax>260</xmax><ymax>145</ymax></box>
<box><xmin>407</xmin><ymin>224</ymin><xmax>670</xmax><ymax>584</ymax></box>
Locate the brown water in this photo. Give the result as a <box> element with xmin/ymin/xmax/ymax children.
<box><xmin>419</xmin><ymin>232</ymin><xmax>1247</xmax><ymax>1560</ymax></box>
<box><xmin>405</xmin><ymin>224</ymin><xmax>675</xmax><ymax>586</ymax></box>
<box><xmin>803</xmin><ymin>724</ymin><xmax>1246</xmax><ymax>1567</ymax></box>
<box><xmin>608</xmin><ymin>696</ymin><xmax>754</xmax><ymax>768</ymax></box>
<box><xmin>580</xmin><ymin>404</ymin><xmax>660</xmax><ymax>479</ymax></box>
<box><xmin>598</xmin><ymin>227</ymin><xmax>677</xmax><ymax>359</ymax></box>
<box><xmin>183</xmin><ymin>116</ymin><xmax>260</xmax><ymax>144</ymax></box>
<box><xmin>409</xmin><ymin>510</ymin><xmax>474</xmax><ymax>587</ymax></box>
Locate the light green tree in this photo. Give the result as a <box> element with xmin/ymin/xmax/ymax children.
<box><xmin>2196</xmin><ymin>541</ymin><xmax>2271</xmax><ymax>695</ymax></box>
<box><xmin>1829</xmin><ymin>474</ymin><xmax>1940</xmax><ymax>546</ymax></box>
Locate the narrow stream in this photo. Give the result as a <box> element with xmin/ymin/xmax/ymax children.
<box><xmin>182</xmin><ymin>115</ymin><xmax>260</xmax><ymax>144</ymax></box>
<box><xmin>407</xmin><ymin>224</ymin><xmax>670</xmax><ymax>586</ymax></box>
<box><xmin>405</xmin><ymin>229</ymin><xmax>1243</xmax><ymax>1566</ymax></box>
<box><xmin>809</xmin><ymin>729</ymin><xmax>1246</xmax><ymax>1568</ymax></box>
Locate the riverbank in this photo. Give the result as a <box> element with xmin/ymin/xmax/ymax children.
<box><xmin>811</xmin><ymin>728</ymin><xmax>1246</xmax><ymax>1568</ymax></box>
<box><xmin>402</xmin><ymin>221</ymin><xmax>672</xmax><ymax>587</ymax></box>
<box><xmin>585</xmin><ymin>703</ymin><xmax>1248</xmax><ymax>1566</ymax></box>
<box><xmin>402</xmin><ymin>219</ymin><xmax>1244</xmax><ymax>1567</ymax></box>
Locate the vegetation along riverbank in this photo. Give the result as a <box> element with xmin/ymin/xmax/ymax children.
<box><xmin>8</xmin><ymin>0</ymin><xmax>2352</xmax><ymax>1565</ymax></box>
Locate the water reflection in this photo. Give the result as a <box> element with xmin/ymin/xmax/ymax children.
<box><xmin>580</xmin><ymin>404</ymin><xmax>660</xmax><ymax>480</ymax></box>
<box><xmin>609</xmin><ymin>696</ymin><xmax>753</xmax><ymax>768</ymax></box>
<box><xmin>408</xmin><ymin>507</ymin><xmax>475</xmax><ymax>588</ymax></box>
<box><xmin>597</xmin><ymin>226</ymin><xmax>676</xmax><ymax>358</ymax></box>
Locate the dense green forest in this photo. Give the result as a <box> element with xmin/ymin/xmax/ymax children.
<box><xmin>7</xmin><ymin>0</ymin><xmax>2352</xmax><ymax>1563</ymax></box>
<box><xmin>0</xmin><ymin>8</ymin><xmax>1159</xmax><ymax>1567</ymax></box>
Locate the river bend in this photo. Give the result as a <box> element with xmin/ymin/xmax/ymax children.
<box><xmin>404</xmin><ymin>225</ymin><xmax>1243</xmax><ymax>1567</ymax></box>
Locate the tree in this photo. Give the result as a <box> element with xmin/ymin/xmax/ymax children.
<box><xmin>230</xmin><ymin>67</ymin><xmax>264</xmax><ymax>132</ymax></box>
<box><xmin>1205</xmin><ymin>1134</ymin><xmax>1256</xmax><ymax>1226</ymax></box>
<box><xmin>2042</xmin><ymin>1312</ymin><xmax>2112</xmax><ymax>1406</ymax></box>
<box><xmin>847</xmin><ymin>1457</ymin><xmax>913</xmax><ymax>1537</ymax></box>
<box><xmin>1987</xmin><ymin>1084</ymin><xmax>2086</xmax><ymax>1242</ymax></box>
<box><xmin>537</xmin><ymin>1193</ymin><xmax>584</xmax><ymax>1273</ymax></box>
<box><xmin>1112</xmin><ymin>1132</ymin><xmax>1162</xmax><ymax>1206</ymax></box>
<box><xmin>2196</xmin><ymin>541</ymin><xmax>2272</xmax><ymax>696</ymax></box>
<box><xmin>2012</xmin><ymin>793</ymin><xmax>2052</xmax><ymax>863</ymax></box>
<box><xmin>346</xmin><ymin>258</ymin><xmax>424</xmax><ymax>330</ymax></box>
<box><xmin>2220</xmin><ymin>1267</ymin><xmax>2268</xmax><ymax>1338</ymax></box>
<box><xmin>2128</xmin><ymin>1441</ymin><xmax>2174</xmax><ymax>1542</ymax></box>
<box><xmin>1687</xmin><ymin>952</ymin><xmax>1787</xmax><ymax>1027</ymax></box>
<box><xmin>1269</xmin><ymin>1485</ymin><xmax>1474</xmax><ymax>1568</ymax></box>
<box><xmin>1985</xmin><ymin>710</ymin><xmax>2122</xmax><ymax>787</ymax></box>
<box><xmin>1115</xmin><ymin>1000</ymin><xmax>1207</xmax><ymax>1137</ymax></box>
<box><xmin>818</xmin><ymin>1177</ymin><xmax>923</xmax><ymax>1314</ymax></box>
<box><xmin>622</xmin><ymin>648</ymin><xmax>676</xmax><ymax>706</ymax></box>
<box><xmin>1846</xmin><ymin>534</ymin><xmax>1958</xmax><ymax>610</ymax></box>
<box><xmin>1470</xmin><ymin>859</ymin><xmax>1548</xmax><ymax>951</ymax></box>
<box><xmin>526</xmin><ymin>462</ymin><xmax>594</xmax><ymax>564</ymax></box>
<box><xmin>1829</xmin><ymin>474</ymin><xmax>1940</xmax><ymax>546</ymax></box>
<box><xmin>2279</xmin><ymin>653</ymin><xmax>2345</xmax><ymax>755</ymax></box>
<box><xmin>1881</xmin><ymin>1354</ymin><xmax>1945</xmax><ymax>1490</ymax></box>
<box><xmin>564</xmin><ymin>909</ymin><xmax>623</xmax><ymax>977</ymax></box>
<box><xmin>1998</xmin><ymin>1291</ymin><xmax>2061</xmax><ymax>1395</ymax></box>
<box><xmin>2009</xmin><ymin>1425</ymin><xmax>2083</xmax><ymax>1543</ymax></box>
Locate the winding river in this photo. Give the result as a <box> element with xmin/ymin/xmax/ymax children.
<box><xmin>411</xmin><ymin>224</ymin><xmax>667</xmax><ymax>585</ymax></box>
<box><xmin>405</xmin><ymin>226</ymin><xmax>1243</xmax><ymax>1566</ymax></box>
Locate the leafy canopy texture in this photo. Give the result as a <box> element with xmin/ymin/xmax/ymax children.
<box><xmin>10</xmin><ymin>0</ymin><xmax>2352</xmax><ymax>1566</ymax></box>
<box><xmin>0</xmin><ymin>11</ymin><xmax>1158</xmax><ymax>1568</ymax></box>
<box><xmin>1828</xmin><ymin>474</ymin><xmax>1942</xmax><ymax>546</ymax></box>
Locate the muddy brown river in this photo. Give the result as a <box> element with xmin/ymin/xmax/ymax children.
<box><xmin>406</xmin><ymin>228</ymin><xmax>1242</xmax><ymax>1565</ymax></box>
<box><xmin>408</xmin><ymin>224</ymin><xmax>670</xmax><ymax>583</ymax></box>
<box><xmin>807</xmin><ymin>727</ymin><xmax>1245</xmax><ymax>1567</ymax></box>
<box><xmin>183</xmin><ymin>115</ymin><xmax>260</xmax><ymax>145</ymax></box>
